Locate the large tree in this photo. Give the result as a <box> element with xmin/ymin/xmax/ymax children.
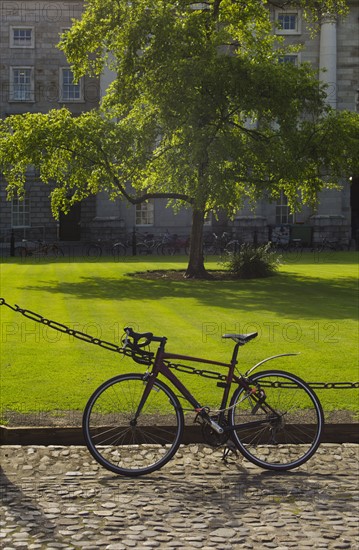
<box><xmin>1</xmin><ymin>0</ymin><xmax>358</xmax><ymax>277</ymax></box>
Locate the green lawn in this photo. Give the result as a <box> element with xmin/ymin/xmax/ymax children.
<box><xmin>0</xmin><ymin>251</ymin><xmax>358</xmax><ymax>423</ymax></box>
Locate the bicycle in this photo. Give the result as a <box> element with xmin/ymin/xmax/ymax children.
<box><xmin>83</xmin><ymin>327</ymin><xmax>324</xmax><ymax>477</ymax></box>
<box><xmin>224</xmin><ymin>238</ymin><xmax>241</xmax><ymax>254</ymax></box>
<box><xmin>86</xmin><ymin>241</ymin><xmax>103</xmax><ymax>257</ymax></box>
<box><xmin>202</xmin><ymin>232</ymin><xmax>242</xmax><ymax>257</ymax></box>
<box><xmin>122</xmin><ymin>231</ymin><xmax>162</xmax><ymax>255</ymax></box>
<box><xmin>159</xmin><ymin>233</ymin><xmax>190</xmax><ymax>255</ymax></box>
<box><xmin>111</xmin><ymin>241</ymin><xmax>127</xmax><ymax>258</ymax></box>
<box><xmin>202</xmin><ymin>231</ymin><xmax>236</xmax><ymax>256</ymax></box>
<box><xmin>85</xmin><ymin>240</ymin><xmax>127</xmax><ymax>258</ymax></box>
<box><xmin>315</xmin><ymin>237</ymin><xmax>346</xmax><ymax>253</ymax></box>
<box><xmin>14</xmin><ymin>239</ymin><xmax>64</xmax><ymax>257</ymax></box>
<box><xmin>269</xmin><ymin>238</ymin><xmax>303</xmax><ymax>263</ymax></box>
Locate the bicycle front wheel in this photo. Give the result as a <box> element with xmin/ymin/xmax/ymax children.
<box><xmin>229</xmin><ymin>370</ymin><xmax>324</xmax><ymax>471</ymax></box>
<box><xmin>83</xmin><ymin>374</ymin><xmax>184</xmax><ymax>476</ymax></box>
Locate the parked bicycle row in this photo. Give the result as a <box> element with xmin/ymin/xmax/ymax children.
<box><xmin>9</xmin><ymin>231</ymin><xmax>349</xmax><ymax>258</ymax></box>
<box><xmin>87</xmin><ymin>231</ymin><xmax>190</xmax><ymax>257</ymax></box>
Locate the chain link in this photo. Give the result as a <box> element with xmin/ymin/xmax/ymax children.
<box><xmin>168</xmin><ymin>362</ymin><xmax>359</xmax><ymax>389</ymax></box>
<box><xmin>1</xmin><ymin>298</ymin><xmax>358</xmax><ymax>389</ymax></box>
<box><xmin>168</xmin><ymin>362</ymin><xmax>227</xmax><ymax>382</ymax></box>
<box><xmin>0</xmin><ymin>298</ymin><xmax>127</xmax><ymax>356</ymax></box>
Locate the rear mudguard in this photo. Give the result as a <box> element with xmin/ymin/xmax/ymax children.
<box><xmin>245</xmin><ymin>353</ymin><xmax>299</xmax><ymax>378</ymax></box>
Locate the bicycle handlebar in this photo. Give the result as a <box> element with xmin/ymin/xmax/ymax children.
<box><xmin>124</xmin><ymin>327</ymin><xmax>167</xmax><ymax>350</ymax></box>
<box><xmin>122</xmin><ymin>327</ymin><xmax>167</xmax><ymax>365</ymax></box>
<box><xmin>123</xmin><ymin>327</ymin><xmax>154</xmax><ymax>348</ymax></box>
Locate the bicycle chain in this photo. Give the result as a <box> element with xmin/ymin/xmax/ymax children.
<box><xmin>1</xmin><ymin>298</ymin><xmax>358</xmax><ymax>389</ymax></box>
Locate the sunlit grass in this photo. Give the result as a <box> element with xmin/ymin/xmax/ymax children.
<box><xmin>0</xmin><ymin>251</ymin><xmax>358</xmax><ymax>422</ymax></box>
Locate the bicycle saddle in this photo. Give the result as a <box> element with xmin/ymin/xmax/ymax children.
<box><xmin>222</xmin><ymin>332</ymin><xmax>258</xmax><ymax>345</ymax></box>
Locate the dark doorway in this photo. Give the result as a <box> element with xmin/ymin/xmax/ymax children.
<box><xmin>59</xmin><ymin>203</ymin><xmax>81</xmax><ymax>241</ymax></box>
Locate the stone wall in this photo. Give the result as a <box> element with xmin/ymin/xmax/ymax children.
<box><xmin>231</xmin><ymin>217</ymin><xmax>269</xmax><ymax>244</ymax></box>
<box><xmin>311</xmin><ymin>215</ymin><xmax>351</xmax><ymax>247</ymax></box>
<box><xmin>0</xmin><ymin>1</ymin><xmax>100</xmax><ymax>117</ymax></box>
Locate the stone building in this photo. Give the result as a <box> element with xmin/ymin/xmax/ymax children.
<box><xmin>0</xmin><ymin>0</ymin><xmax>358</xmax><ymax>249</ymax></box>
<box><xmin>0</xmin><ymin>0</ymin><xmax>100</xmax><ymax>244</ymax></box>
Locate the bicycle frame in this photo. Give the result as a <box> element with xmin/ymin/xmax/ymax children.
<box><xmin>133</xmin><ymin>339</ymin><xmax>299</xmax><ymax>434</ymax></box>
<box><xmin>133</xmin><ymin>340</ymin><xmax>251</xmax><ymax>431</ymax></box>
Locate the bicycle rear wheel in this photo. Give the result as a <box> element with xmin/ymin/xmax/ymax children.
<box><xmin>87</xmin><ymin>244</ymin><xmax>102</xmax><ymax>257</ymax></box>
<box><xmin>160</xmin><ymin>243</ymin><xmax>176</xmax><ymax>255</ymax></box>
<box><xmin>112</xmin><ymin>242</ymin><xmax>126</xmax><ymax>259</ymax></box>
<box><xmin>229</xmin><ymin>370</ymin><xmax>324</xmax><ymax>471</ymax></box>
<box><xmin>83</xmin><ymin>373</ymin><xmax>184</xmax><ymax>476</ymax></box>
<box><xmin>47</xmin><ymin>245</ymin><xmax>64</xmax><ymax>257</ymax></box>
<box><xmin>225</xmin><ymin>240</ymin><xmax>241</xmax><ymax>254</ymax></box>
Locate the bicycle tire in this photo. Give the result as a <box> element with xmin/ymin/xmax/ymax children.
<box><xmin>282</xmin><ymin>244</ymin><xmax>303</xmax><ymax>263</ymax></box>
<box><xmin>48</xmin><ymin>245</ymin><xmax>64</xmax><ymax>257</ymax></box>
<box><xmin>83</xmin><ymin>373</ymin><xmax>184</xmax><ymax>476</ymax></box>
<box><xmin>160</xmin><ymin>243</ymin><xmax>176</xmax><ymax>255</ymax></box>
<box><xmin>86</xmin><ymin>244</ymin><xmax>102</xmax><ymax>258</ymax></box>
<box><xmin>14</xmin><ymin>246</ymin><xmax>27</xmax><ymax>257</ymax></box>
<box><xmin>137</xmin><ymin>243</ymin><xmax>152</xmax><ymax>255</ymax></box>
<box><xmin>224</xmin><ymin>240</ymin><xmax>241</xmax><ymax>254</ymax></box>
<box><xmin>55</xmin><ymin>245</ymin><xmax>64</xmax><ymax>256</ymax></box>
<box><xmin>229</xmin><ymin>370</ymin><xmax>324</xmax><ymax>471</ymax></box>
<box><xmin>112</xmin><ymin>242</ymin><xmax>127</xmax><ymax>259</ymax></box>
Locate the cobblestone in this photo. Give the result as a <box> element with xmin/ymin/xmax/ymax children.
<box><xmin>0</xmin><ymin>444</ymin><xmax>358</xmax><ymax>549</ymax></box>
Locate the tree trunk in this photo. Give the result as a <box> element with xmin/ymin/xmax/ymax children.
<box><xmin>185</xmin><ymin>208</ymin><xmax>210</xmax><ymax>279</ymax></box>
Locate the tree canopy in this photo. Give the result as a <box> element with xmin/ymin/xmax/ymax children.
<box><xmin>1</xmin><ymin>0</ymin><xmax>358</xmax><ymax>277</ymax></box>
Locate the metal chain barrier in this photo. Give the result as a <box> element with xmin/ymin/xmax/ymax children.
<box><xmin>1</xmin><ymin>298</ymin><xmax>358</xmax><ymax>389</ymax></box>
<box><xmin>167</xmin><ymin>362</ymin><xmax>359</xmax><ymax>389</ymax></box>
<box><xmin>167</xmin><ymin>362</ymin><xmax>228</xmax><ymax>382</ymax></box>
<box><xmin>0</xmin><ymin>298</ymin><xmax>147</xmax><ymax>362</ymax></box>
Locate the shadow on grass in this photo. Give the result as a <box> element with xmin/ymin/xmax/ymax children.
<box><xmin>20</xmin><ymin>271</ymin><xmax>358</xmax><ymax>321</ymax></box>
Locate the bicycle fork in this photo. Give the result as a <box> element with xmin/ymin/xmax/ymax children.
<box><xmin>130</xmin><ymin>372</ymin><xmax>157</xmax><ymax>425</ymax></box>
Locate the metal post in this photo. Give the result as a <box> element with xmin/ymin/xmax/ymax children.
<box><xmin>132</xmin><ymin>227</ymin><xmax>137</xmax><ymax>256</ymax></box>
<box><xmin>10</xmin><ymin>230</ymin><xmax>15</xmax><ymax>257</ymax></box>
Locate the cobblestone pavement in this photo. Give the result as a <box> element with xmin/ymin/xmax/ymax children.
<box><xmin>1</xmin><ymin>444</ymin><xmax>358</xmax><ymax>550</ymax></box>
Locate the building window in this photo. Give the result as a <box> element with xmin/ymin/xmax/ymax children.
<box><xmin>60</xmin><ymin>68</ymin><xmax>83</xmax><ymax>101</ymax></box>
<box><xmin>278</xmin><ymin>54</ymin><xmax>299</xmax><ymax>65</ymax></box>
<box><xmin>10</xmin><ymin>27</ymin><xmax>34</xmax><ymax>48</ymax></box>
<box><xmin>275</xmin><ymin>11</ymin><xmax>301</xmax><ymax>35</ymax></box>
<box><xmin>135</xmin><ymin>201</ymin><xmax>154</xmax><ymax>226</ymax></box>
<box><xmin>10</xmin><ymin>67</ymin><xmax>34</xmax><ymax>101</ymax></box>
<box><xmin>11</xmin><ymin>198</ymin><xmax>30</xmax><ymax>228</ymax></box>
<box><xmin>276</xmin><ymin>192</ymin><xmax>294</xmax><ymax>225</ymax></box>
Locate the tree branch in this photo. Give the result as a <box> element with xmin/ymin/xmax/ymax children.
<box><xmin>212</xmin><ymin>0</ymin><xmax>222</xmax><ymax>19</ymax></box>
<box><xmin>229</xmin><ymin>121</ymin><xmax>274</xmax><ymax>142</ymax></box>
<box><xmin>113</xmin><ymin>176</ymin><xmax>194</xmax><ymax>205</ymax></box>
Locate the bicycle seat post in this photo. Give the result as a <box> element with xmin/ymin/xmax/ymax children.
<box><xmin>231</xmin><ymin>341</ymin><xmax>241</xmax><ymax>367</ymax></box>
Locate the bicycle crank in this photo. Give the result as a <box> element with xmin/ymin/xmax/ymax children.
<box><xmin>199</xmin><ymin>415</ymin><xmax>228</xmax><ymax>447</ymax></box>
